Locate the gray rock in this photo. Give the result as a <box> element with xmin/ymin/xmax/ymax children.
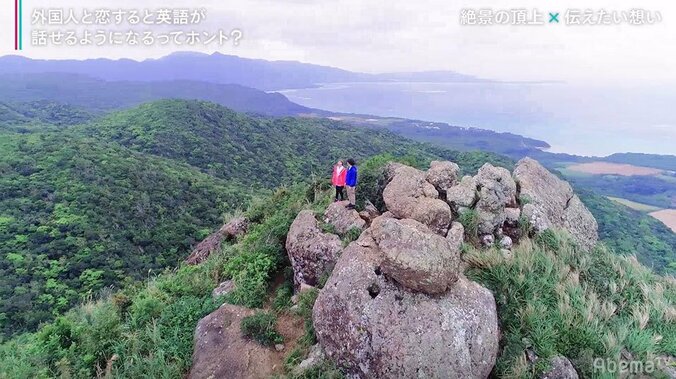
<box><xmin>475</xmin><ymin>164</ymin><xmax>517</xmax><ymax>235</ymax></box>
<box><xmin>514</xmin><ymin>158</ymin><xmax>598</xmax><ymax>251</ymax></box>
<box><xmin>446</xmin><ymin>176</ymin><xmax>478</xmax><ymax>211</ymax></box>
<box><xmin>324</xmin><ymin>200</ymin><xmax>366</xmax><ymax>234</ymax></box>
<box><xmin>370</xmin><ymin>217</ymin><xmax>459</xmax><ymax>294</ymax></box>
<box><xmin>189</xmin><ymin>304</ymin><xmax>278</xmax><ymax>379</ymax></box>
<box><xmin>382</xmin><ymin>164</ymin><xmax>452</xmax><ymax>235</ymax></box>
<box><xmin>480</xmin><ymin>234</ymin><xmax>495</xmax><ymax>247</ymax></box>
<box><xmin>540</xmin><ymin>356</ymin><xmax>578</xmax><ymax>379</ymax></box>
<box><xmin>408</xmin><ymin>197</ymin><xmax>454</xmax><ymax>236</ymax></box>
<box><xmin>381</xmin><ymin>211</ymin><xmax>396</xmax><ymax>219</ymax></box>
<box><xmin>500</xmin><ymin>236</ymin><xmax>513</xmax><ymax>250</ymax></box>
<box><xmin>359</xmin><ymin>200</ymin><xmax>381</xmax><ymax>224</ymax></box>
<box><xmin>313</xmin><ymin>234</ymin><xmax>499</xmax><ymax>379</ymax></box>
<box><xmin>286</xmin><ymin>210</ymin><xmax>343</xmax><ymax>287</ymax></box>
<box><xmin>446</xmin><ymin>222</ymin><xmax>465</xmax><ymax>251</ymax></box>
<box><xmin>275</xmin><ymin>343</ymin><xmax>285</xmax><ymax>352</ymax></box>
<box><xmin>563</xmin><ymin>196</ymin><xmax>599</xmax><ymax>251</ymax></box>
<box><xmin>504</xmin><ymin>207</ymin><xmax>521</xmax><ymax>225</ymax></box>
<box><xmin>426</xmin><ymin>160</ymin><xmax>460</xmax><ymax>193</ymax></box>
<box><xmin>212</xmin><ymin>280</ymin><xmax>236</xmax><ymax>299</ymax></box>
<box><xmin>221</xmin><ymin>216</ymin><xmax>249</xmax><ymax>241</ymax></box>
<box><xmin>522</xmin><ymin>203</ymin><xmax>551</xmax><ymax>233</ymax></box>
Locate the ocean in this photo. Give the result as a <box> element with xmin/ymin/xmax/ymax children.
<box><xmin>276</xmin><ymin>81</ymin><xmax>675</xmax><ymax>157</ymax></box>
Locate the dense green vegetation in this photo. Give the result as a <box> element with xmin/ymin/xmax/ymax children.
<box><xmin>75</xmin><ymin>99</ymin><xmax>512</xmax><ymax>188</ymax></box>
<box><xmin>0</xmin><ymin>100</ymin><xmax>93</xmax><ymax>127</ymax></box>
<box><xmin>240</xmin><ymin>311</ymin><xmax>284</xmax><ymax>346</ymax></box>
<box><xmin>568</xmin><ymin>174</ymin><xmax>675</xmax><ymax>209</ymax></box>
<box><xmin>578</xmin><ymin>189</ymin><xmax>676</xmax><ymax>275</ymax></box>
<box><xmin>604</xmin><ymin>153</ymin><xmax>676</xmax><ymax>172</ymax></box>
<box><xmin>0</xmin><ymin>182</ymin><xmax>319</xmax><ymax>378</ymax></box>
<box><xmin>0</xmin><ymin>132</ymin><xmax>248</xmax><ymax>336</ymax></box>
<box><xmin>466</xmin><ymin>231</ymin><xmax>675</xmax><ymax>378</ymax></box>
<box><xmin>0</xmin><ymin>100</ymin><xmax>93</xmax><ymax>134</ymax></box>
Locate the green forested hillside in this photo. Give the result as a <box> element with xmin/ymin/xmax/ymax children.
<box><xmin>0</xmin><ymin>73</ymin><xmax>311</xmax><ymax>116</ymax></box>
<box><xmin>75</xmin><ymin>99</ymin><xmax>512</xmax><ymax>187</ymax></box>
<box><xmin>0</xmin><ymin>133</ymin><xmax>249</xmax><ymax>336</ymax></box>
<box><xmin>578</xmin><ymin>188</ymin><xmax>676</xmax><ymax>274</ymax></box>
<box><xmin>0</xmin><ymin>101</ymin><xmax>93</xmax><ymax>133</ymax></box>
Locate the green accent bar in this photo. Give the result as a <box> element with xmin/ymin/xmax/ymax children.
<box><xmin>18</xmin><ymin>0</ymin><xmax>22</xmax><ymax>49</ymax></box>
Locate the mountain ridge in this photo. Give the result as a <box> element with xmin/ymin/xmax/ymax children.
<box><xmin>0</xmin><ymin>52</ymin><xmax>485</xmax><ymax>91</ymax></box>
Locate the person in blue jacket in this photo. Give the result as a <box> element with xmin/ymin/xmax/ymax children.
<box><xmin>345</xmin><ymin>158</ymin><xmax>358</xmax><ymax>209</ymax></box>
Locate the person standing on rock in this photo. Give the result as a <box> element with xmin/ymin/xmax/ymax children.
<box><xmin>332</xmin><ymin>160</ymin><xmax>347</xmax><ymax>202</ymax></box>
<box><xmin>345</xmin><ymin>158</ymin><xmax>358</xmax><ymax>209</ymax></box>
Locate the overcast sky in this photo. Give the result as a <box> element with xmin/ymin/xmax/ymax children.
<box><xmin>1</xmin><ymin>0</ymin><xmax>675</xmax><ymax>84</ymax></box>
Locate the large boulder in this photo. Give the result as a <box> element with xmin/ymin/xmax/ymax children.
<box><xmin>324</xmin><ymin>200</ymin><xmax>366</xmax><ymax>234</ymax></box>
<box><xmin>382</xmin><ymin>165</ymin><xmax>452</xmax><ymax>235</ymax></box>
<box><xmin>474</xmin><ymin>163</ymin><xmax>517</xmax><ymax>235</ymax></box>
<box><xmin>446</xmin><ymin>175</ymin><xmax>478</xmax><ymax>213</ymax></box>
<box><xmin>313</xmin><ymin>233</ymin><xmax>499</xmax><ymax>378</ymax></box>
<box><xmin>514</xmin><ymin>158</ymin><xmax>598</xmax><ymax>250</ymax></box>
<box><xmin>189</xmin><ymin>304</ymin><xmax>277</xmax><ymax>379</ymax></box>
<box><xmin>370</xmin><ymin>217</ymin><xmax>459</xmax><ymax>294</ymax></box>
<box><xmin>426</xmin><ymin>160</ymin><xmax>460</xmax><ymax>194</ymax></box>
<box><xmin>286</xmin><ymin>210</ymin><xmax>342</xmax><ymax>287</ymax></box>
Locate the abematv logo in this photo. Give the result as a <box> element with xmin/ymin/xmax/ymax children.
<box><xmin>13</xmin><ymin>0</ymin><xmax>24</xmax><ymax>50</ymax></box>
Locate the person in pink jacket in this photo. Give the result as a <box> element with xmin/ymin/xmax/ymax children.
<box><xmin>332</xmin><ymin>160</ymin><xmax>347</xmax><ymax>202</ymax></box>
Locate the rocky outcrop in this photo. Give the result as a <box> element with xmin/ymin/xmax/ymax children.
<box><xmin>426</xmin><ymin>160</ymin><xmax>460</xmax><ymax>194</ymax></box>
<box><xmin>185</xmin><ymin>217</ymin><xmax>249</xmax><ymax>265</ymax></box>
<box><xmin>222</xmin><ymin>216</ymin><xmax>249</xmax><ymax>240</ymax></box>
<box><xmin>189</xmin><ymin>304</ymin><xmax>277</xmax><ymax>379</ymax></box>
<box><xmin>446</xmin><ymin>221</ymin><xmax>465</xmax><ymax>251</ymax></box>
<box><xmin>446</xmin><ymin>175</ymin><xmax>478</xmax><ymax>214</ymax></box>
<box><xmin>324</xmin><ymin>200</ymin><xmax>366</xmax><ymax>234</ymax></box>
<box><xmin>540</xmin><ymin>356</ymin><xmax>579</xmax><ymax>379</ymax></box>
<box><xmin>370</xmin><ymin>217</ymin><xmax>459</xmax><ymax>294</ymax></box>
<box><xmin>475</xmin><ymin>164</ymin><xmax>517</xmax><ymax>235</ymax></box>
<box><xmin>296</xmin><ymin>158</ymin><xmax>598</xmax><ymax>378</ymax></box>
<box><xmin>514</xmin><ymin>158</ymin><xmax>598</xmax><ymax>250</ymax></box>
<box><xmin>382</xmin><ymin>164</ymin><xmax>452</xmax><ymax>235</ymax></box>
<box><xmin>286</xmin><ymin>210</ymin><xmax>342</xmax><ymax>287</ymax></box>
<box><xmin>313</xmin><ymin>231</ymin><xmax>499</xmax><ymax>378</ymax></box>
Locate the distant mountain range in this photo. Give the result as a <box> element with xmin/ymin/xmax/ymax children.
<box><xmin>0</xmin><ymin>71</ymin><xmax>551</xmax><ymax>154</ymax></box>
<box><xmin>0</xmin><ymin>73</ymin><xmax>311</xmax><ymax>116</ymax></box>
<box><xmin>0</xmin><ymin>52</ymin><xmax>485</xmax><ymax>91</ymax></box>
